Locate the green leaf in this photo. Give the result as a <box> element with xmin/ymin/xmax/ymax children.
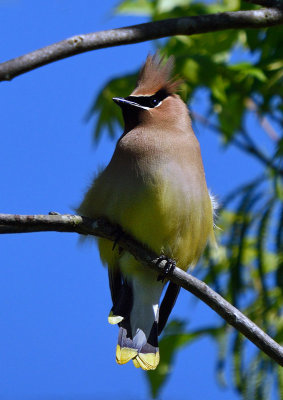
<box><xmin>217</xmin><ymin>92</ymin><xmax>245</xmax><ymax>140</ymax></box>
<box><xmin>256</xmin><ymin>199</ymin><xmax>276</xmax><ymax>320</ymax></box>
<box><xmin>231</xmin><ymin>332</ymin><xmax>245</xmax><ymax>392</ymax></box>
<box><xmin>146</xmin><ymin>321</ymin><xmax>223</xmax><ymax>398</ymax></box>
<box><xmin>278</xmin><ymin>362</ymin><xmax>283</xmax><ymax>400</ymax></box>
<box><xmin>229</xmin><ymin>63</ymin><xmax>267</xmax><ymax>82</ymax></box>
<box><xmin>275</xmin><ymin>138</ymin><xmax>283</xmax><ymax>158</ymax></box>
<box><xmin>211</xmin><ymin>75</ymin><xmax>229</xmax><ymax>103</ymax></box>
<box><xmin>115</xmin><ymin>0</ymin><xmax>154</xmax><ymax>15</ymax></box>
<box><xmin>276</xmin><ymin>203</ymin><xmax>283</xmax><ymax>290</ymax></box>
<box><xmin>146</xmin><ymin>320</ymin><xmax>194</xmax><ymax>399</ymax></box>
<box><xmin>156</xmin><ymin>0</ymin><xmax>194</xmax><ymax>14</ymax></box>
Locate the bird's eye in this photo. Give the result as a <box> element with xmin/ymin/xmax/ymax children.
<box><xmin>150</xmin><ymin>97</ymin><xmax>159</xmax><ymax>107</ymax></box>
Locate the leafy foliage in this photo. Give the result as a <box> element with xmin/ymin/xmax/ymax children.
<box><xmin>147</xmin><ymin>320</ymin><xmax>225</xmax><ymax>398</ymax></box>
<box><xmin>89</xmin><ymin>0</ymin><xmax>283</xmax><ymax>399</ymax></box>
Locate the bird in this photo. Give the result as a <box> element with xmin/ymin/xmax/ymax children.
<box><xmin>77</xmin><ymin>53</ymin><xmax>215</xmax><ymax>370</ymax></box>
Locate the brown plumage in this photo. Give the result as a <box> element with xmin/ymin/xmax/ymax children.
<box><xmin>78</xmin><ymin>53</ymin><xmax>215</xmax><ymax>370</ymax></box>
<box><xmin>131</xmin><ymin>53</ymin><xmax>182</xmax><ymax>96</ymax></box>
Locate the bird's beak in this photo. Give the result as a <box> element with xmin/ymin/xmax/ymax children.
<box><xmin>112</xmin><ymin>97</ymin><xmax>147</xmax><ymax>110</ymax></box>
<box><xmin>112</xmin><ymin>97</ymin><xmax>128</xmax><ymax>107</ymax></box>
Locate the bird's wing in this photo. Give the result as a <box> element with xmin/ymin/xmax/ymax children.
<box><xmin>108</xmin><ymin>265</ymin><xmax>133</xmax><ymax>323</ymax></box>
<box><xmin>158</xmin><ymin>282</ymin><xmax>181</xmax><ymax>336</ymax></box>
<box><xmin>108</xmin><ymin>265</ymin><xmax>123</xmax><ymax>306</ymax></box>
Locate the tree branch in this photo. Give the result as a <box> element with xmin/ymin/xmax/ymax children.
<box><xmin>1</xmin><ymin>7</ymin><xmax>283</xmax><ymax>81</ymax></box>
<box><xmin>245</xmin><ymin>0</ymin><xmax>283</xmax><ymax>8</ymax></box>
<box><xmin>0</xmin><ymin>212</ymin><xmax>283</xmax><ymax>366</ymax></box>
<box><xmin>191</xmin><ymin>111</ymin><xmax>283</xmax><ymax>176</ymax></box>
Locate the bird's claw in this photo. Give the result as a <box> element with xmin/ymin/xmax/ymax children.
<box><xmin>156</xmin><ymin>255</ymin><xmax>176</xmax><ymax>282</ymax></box>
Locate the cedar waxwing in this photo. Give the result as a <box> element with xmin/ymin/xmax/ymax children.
<box><xmin>78</xmin><ymin>53</ymin><xmax>215</xmax><ymax>370</ymax></box>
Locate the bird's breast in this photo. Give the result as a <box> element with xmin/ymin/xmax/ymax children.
<box><xmin>100</xmin><ymin>154</ymin><xmax>213</xmax><ymax>270</ymax></box>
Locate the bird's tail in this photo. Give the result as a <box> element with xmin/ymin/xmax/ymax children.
<box><xmin>108</xmin><ymin>272</ymin><xmax>163</xmax><ymax>370</ymax></box>
<box><xmin>116</xmin><ymin>315</ymin><xmax>160</xmax><ymax>370</ymax></box>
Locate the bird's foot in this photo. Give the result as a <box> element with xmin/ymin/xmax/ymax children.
<box><xmin>156</xmin><ymin>255</ymin><xmax>176</xmax><ymax>282</ymax></box>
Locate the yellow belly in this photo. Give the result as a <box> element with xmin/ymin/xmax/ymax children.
<box><xmin>96</xmin><ymin>174</ymin><xmax>213</xmax><ymax>272</ymax></box>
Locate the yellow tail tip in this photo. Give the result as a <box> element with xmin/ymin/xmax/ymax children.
<box><xmin>116</xmin><ymin>345</ymin><xmax>137</xmax><ymax>365</ymax></box>
<box><xmin>115</xmin><ymin>345</ymin><xmax>160</xmax><ymax>370</ymax></box>
<box><xmin>134</xmin><ymin>352</ymin><xmax>160</xmax><ymax>370</ymax></box>
<box><xmin>132</xmin><ymin>358</ymin><xmax>141</xmax><ymax>368</ymax></box>
<box><xmin>108</xmin><ymin>311</ymin><xmax>124</xmax><ymax>325</ymax></box>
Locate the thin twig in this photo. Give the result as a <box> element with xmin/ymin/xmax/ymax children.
<box><xmin>191</xmin><ymin>111</ymin><xmax>283</xmax><ymax>176</ymax></box>
<box><xmin>0</xmin><ymin>212</ymin><xmax>282</xmax><ymax>366</ymax></box>
<box><xmin>1</xmin><ymin>8</ymin><xmax>283</xmax><ymax>81</ymax></box>
<box><xmin>244</xmin><ymin>0</ymin><xmax>283</xmax><ymax>8</ymax></box>
<box><xmin>245</xmin><ymin>98</ymin><xmax>279</xmax><ymax>141</ymax></box>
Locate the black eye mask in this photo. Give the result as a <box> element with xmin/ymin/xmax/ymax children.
<box><xmin>126</xmin><ymin>89</ymin><xmax>169</xmax><ymax>109</ymax></box>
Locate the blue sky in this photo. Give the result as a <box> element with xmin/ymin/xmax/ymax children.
<box><xmin>0</xmin><ymin>1</ymin><xmax>271</xmax><ymax>399</ymax></box>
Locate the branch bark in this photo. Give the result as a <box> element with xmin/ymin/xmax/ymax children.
<box><xmin>1</xmin><ymin>7</ymin><xmax>283</xmax><ymax>81</ymax></box>
<box><xmin>0</xmin><ymin>212</ymin><xmax>283</xmax><ymax>366</ymax></box>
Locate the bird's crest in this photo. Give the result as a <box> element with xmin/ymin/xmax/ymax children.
<box><xmin>131</xmin><ymin>53</ymin><xmax>182</xmax><ymax>96</ymax></box>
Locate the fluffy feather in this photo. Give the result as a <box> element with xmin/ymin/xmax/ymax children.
<box><xmin>131</xmin><ymin>52</ymin><xmax>182</xmax><ymax>96</ymax></box>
